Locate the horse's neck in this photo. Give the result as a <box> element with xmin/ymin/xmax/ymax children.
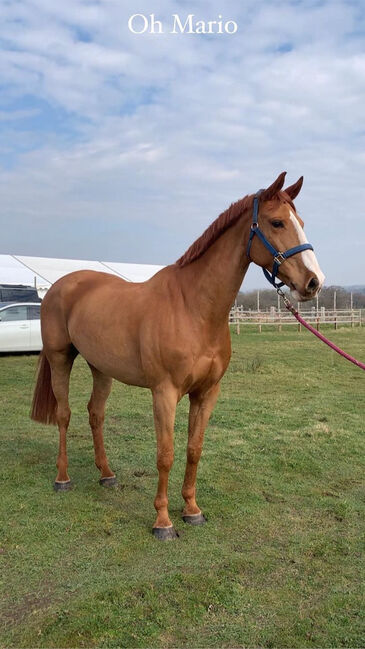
<box><xmin>179</xmin><ymin>213</ymin><xmax>251</xmax><ymax>324</ymax></box>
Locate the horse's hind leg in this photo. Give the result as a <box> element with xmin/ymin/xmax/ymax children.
<box><xmin>48</xmin><ymin>348</ymin><xmax>77</xmax><ymax>491</ymax></box>
<box><xmin>87</xmin><ymin>364</ymin><xmax>115</xmax><ymax>486</ymax></box>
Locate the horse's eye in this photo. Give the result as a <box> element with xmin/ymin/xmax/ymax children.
<box><xmin>271</xmin><ymin>220</ymin><xmax>284</xmax><ymax>228</ymax></box>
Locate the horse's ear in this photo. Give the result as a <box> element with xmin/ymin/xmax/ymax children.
<box><xmin>284</xmin><ymin>176</ymin><xmax>303</xmax><ymax>200</ymax></box>
<box><xmin>261</xmin><ymin>171</ymin><xmax>287</xmax><ymax>201</ymax></box>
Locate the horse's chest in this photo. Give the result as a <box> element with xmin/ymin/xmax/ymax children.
<box><xmin>182</xmin><ymin>348</ymin><xmax>228</xmax><ymax>393</ymax></box>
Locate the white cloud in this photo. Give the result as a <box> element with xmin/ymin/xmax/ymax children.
<box><xmin>0</xmin><ymin>0</ymin><xmax>364</xmax><ymax>287</ymax></box>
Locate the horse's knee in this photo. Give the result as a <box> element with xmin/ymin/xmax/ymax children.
<box><xmin>157</xmin><ymin>448</ymin><xmax>174</xmax><ymax>472</ymax></box>
<box><xmin>186</xmin><ymin>445</ymin><xmax>202</xmax><ymax>465</ymax></box>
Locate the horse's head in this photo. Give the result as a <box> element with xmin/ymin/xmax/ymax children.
<box><xmin>248</xmin><ymin>172</ymin><xmax>325</xmax><ymax>301</ymax></box>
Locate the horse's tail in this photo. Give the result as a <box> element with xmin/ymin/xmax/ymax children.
<box><xmin>31</xmin><ymin>351</ymin><xmax>57</xmax><ymax>425</ymax></box>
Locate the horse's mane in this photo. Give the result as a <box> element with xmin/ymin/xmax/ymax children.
<box><xmin>175</xmin><ymin>190</ymin><xmax>296</xmax><ymax>268</ymax></box>
<box><xmin>175</xmin><ymin>194</ymin><xmax>253</xmax><ymax>268</ymax></box>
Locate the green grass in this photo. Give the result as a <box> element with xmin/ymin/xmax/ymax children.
<box><xmin>0</xmin><ymin>327</ymin><xmax>364</xmax><ymax>648</ymax></box>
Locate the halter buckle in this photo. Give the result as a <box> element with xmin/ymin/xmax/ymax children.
<box><xmin>276</xmin><ymin>287</ymin><xmax>293</xmax><ymax>310</ymax></box>
<box><xmin>274</xmin><ymin>252</ymin><xmax>286</xmax><ymax>266</ymax></box>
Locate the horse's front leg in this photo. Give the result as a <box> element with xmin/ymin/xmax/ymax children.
<box><xmin>182</xmin><ymin>383</ymin><xmax>220</xmax><ymax>524</ymax></box>
<box><xmin>152</xmin><ymin>384</ymin><xmax>178</xmax><ymax>540</ymax></box>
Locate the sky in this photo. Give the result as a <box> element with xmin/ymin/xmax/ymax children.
<box><xmin>0</xmin><ymin>0</ymin><xmax>364</xmax><ymax>290</ymax></box>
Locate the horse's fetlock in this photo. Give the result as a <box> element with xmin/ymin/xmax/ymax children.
<box><xmin>154</xmin><ymin>494</ymin><xmax>168</xmax><ymax>511</ymax></box>
<box><xmin>182</xmin><ymin>486</ymin><xmax>195</xmax><ymax>501</ymax></box>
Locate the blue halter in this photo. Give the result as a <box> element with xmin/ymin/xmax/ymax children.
<box><xmin>246</xmin><ymin>189</ymin><xmax>314</xmax><ymax>288</ymax></box>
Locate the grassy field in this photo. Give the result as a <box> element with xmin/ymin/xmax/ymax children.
<box><xmin>0</xmin><ymin>326</ymin><xmax>364</xmax><ymax>648</ymax></box>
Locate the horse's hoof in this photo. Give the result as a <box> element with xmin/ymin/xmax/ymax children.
<box><xmin>152</xmin><ymin>526</ymin><xmax>179</xmax><ymax>541</ymax></box>
<box><xmin>182</xmin><ymin>512</ymin><xmax>206</xmax><ymax>525</ymax></box>
<box><xmin>99</xmin><ymin>476</ymin><xmax>118</xmax><ymax>487</ymax></box>
<box><xmin>54</xmin><ymin>480</ymin><xmax>72</xmax><ymax>491</ymax></box>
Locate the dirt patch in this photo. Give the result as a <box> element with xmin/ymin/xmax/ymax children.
<box><xmin>1</xmin><ymin>591</ymin><xmax>56</xmax><ymax>628</ymax></box>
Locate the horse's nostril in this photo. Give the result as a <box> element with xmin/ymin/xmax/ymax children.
<box><xmin>307</xmin><ymin>277</ymin><xmax>319</xmax><ymax>292</ymax></box>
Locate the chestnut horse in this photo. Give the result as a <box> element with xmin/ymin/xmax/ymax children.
<box><xmin>31</xmin><ymin>172</ymin><xmax>324</xmax><ymax>539</ymax></box>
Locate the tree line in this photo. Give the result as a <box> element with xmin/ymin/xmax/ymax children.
<box><xmin>236</xmin><ymin>286</ymin><xmax>365</xmax><ymax>311</ymax></box>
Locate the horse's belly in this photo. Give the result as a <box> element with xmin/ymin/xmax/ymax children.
<box><xmin>79</xmin><ymin>343</ymin><xmax>149</xmax><ymax>387</ymax></box>
<box><xmin>69</xmin><ymin>321</ymin><xmax>149</xmax><ymax>387</ymax></box>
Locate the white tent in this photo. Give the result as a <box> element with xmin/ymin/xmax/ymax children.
<box><xmin>101</xmin><ymin>261</ymin><xmax>164</xmax><ymax>283</ymax></box>
<box><xmin>0</xmin><ymin>254</ymin><xmax>51</xmax><ymax>289</ymax></box>
<box><xmin>0</xmin><ymin>254</ymin><xmax>165</xmax><ymax>296</ymax></box>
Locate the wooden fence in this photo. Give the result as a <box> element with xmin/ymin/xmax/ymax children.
<box><xmin>229</xmin><ymin>305</ymin><xmax>363</xmax><ymax>334</ymax></box>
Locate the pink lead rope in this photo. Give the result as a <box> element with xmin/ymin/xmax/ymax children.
<box><xmin>277</xmin><ymin>290</ymin><xmax>365</xmax><ymax>372</ymax></box>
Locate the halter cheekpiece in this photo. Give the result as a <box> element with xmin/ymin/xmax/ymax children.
<box><xmin>246</xmin><ymin>189</ymin><xmax>314</xmax><ymax>288</ymax></box>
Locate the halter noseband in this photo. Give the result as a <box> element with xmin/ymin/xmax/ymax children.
<box><xmin>246</xmin><ymin>189</ymin><xmax>314</xmax><ymax>288</ymax></box>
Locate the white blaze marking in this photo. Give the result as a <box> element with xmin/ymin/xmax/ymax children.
<box><xmin>289</xmin><ymin>210</ymin><xmax>325</xmax><ymax>287</ymax></box>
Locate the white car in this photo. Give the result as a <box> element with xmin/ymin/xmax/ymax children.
<box><xmin>0</xmin><ymin>302</ymin><xmax>42</xmax><ymax>352</ymax></box>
